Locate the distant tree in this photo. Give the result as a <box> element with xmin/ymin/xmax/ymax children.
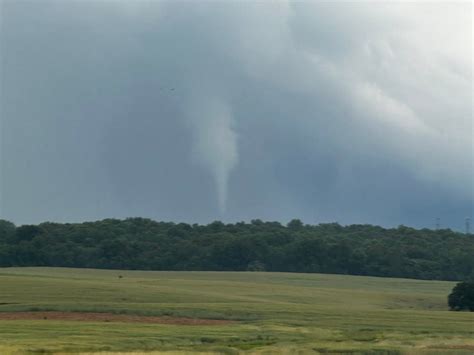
<box><xmin>0</xmin><ymin>220</ymin><xmax>16</xmax><ymax>242</ymax></box>
<box><xmin>15</xmin><ymin>225</ymin><xmax>44</xmax><ymax>242</ymax></box>
<box><xmin>247</xmin><ymin>260</ymin><xmax>266</xmax><ymax>272</ymax></box>
<box><xmin>448</xmin><ymin>281</ymin><xmax>474</xmax><ymax>311</ymax></box>
<box><xmin>251</xmin><ymin>219</ymin><xmax>264</xmax><ymax>226</ymax></box>
<box><xmin>208</xmin><ymin>221</ymin><xmax>225</xmax><ymax>232</ymax></box>
<box><xmin>287</xmin><ymin>219</ymin><xmax>303</xmax><ymax>230</ymax></box>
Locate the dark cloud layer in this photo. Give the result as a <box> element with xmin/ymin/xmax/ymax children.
<box><xmin>1</xmin><ymin>1</ymin><xmax>472</xmax><ymax>230</ymax></box>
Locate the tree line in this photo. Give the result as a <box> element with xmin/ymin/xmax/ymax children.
<box><xmin>0</xmin><ymin>218</ymin><xmax>473</xmax><ymax>281</ymax></box>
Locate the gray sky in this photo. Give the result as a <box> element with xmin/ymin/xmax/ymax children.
<box><xmin>1</xmin><ymin>0</ymin><xmax>472</xmax><ymax>229</ymax></box>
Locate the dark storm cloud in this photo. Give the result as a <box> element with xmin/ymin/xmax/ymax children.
<box><xmin>1</xmin><ymin>0</ymin><xmax>472</xmax><ymax>230</ymax></box>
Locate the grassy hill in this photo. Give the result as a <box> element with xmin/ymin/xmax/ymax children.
<box><xmin>0</xmin><ymin>267</ymin><xmax>473</xmax><ymax>354</ymax></box>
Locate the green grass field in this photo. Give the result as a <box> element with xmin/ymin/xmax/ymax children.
<box><xmin>0</xmin><ymin>267</ymin><xmax>473</xmax><ymax>354</ymax></box>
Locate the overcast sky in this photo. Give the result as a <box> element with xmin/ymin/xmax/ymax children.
<box><xmin>1</xmin><ymin>0</ymin><xmax>472</xmax><ymax>229</ymax></box>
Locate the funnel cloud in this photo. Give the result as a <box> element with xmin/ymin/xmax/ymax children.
<box><xmin>189</xmin><ymin>97</ymin><xmax>238</xmax><ymax>213</ymax></box>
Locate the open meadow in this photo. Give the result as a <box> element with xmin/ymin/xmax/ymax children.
<box><xmin>0</xmin><ymin>267</ymin><xmax>473</xmax><ymax>354</ymax></box>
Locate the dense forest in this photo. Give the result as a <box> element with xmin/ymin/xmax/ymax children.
<box><xmin>0</xmin><ymin>218</ymin><xmax>473</xmax><ymax>281</ymax></box>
